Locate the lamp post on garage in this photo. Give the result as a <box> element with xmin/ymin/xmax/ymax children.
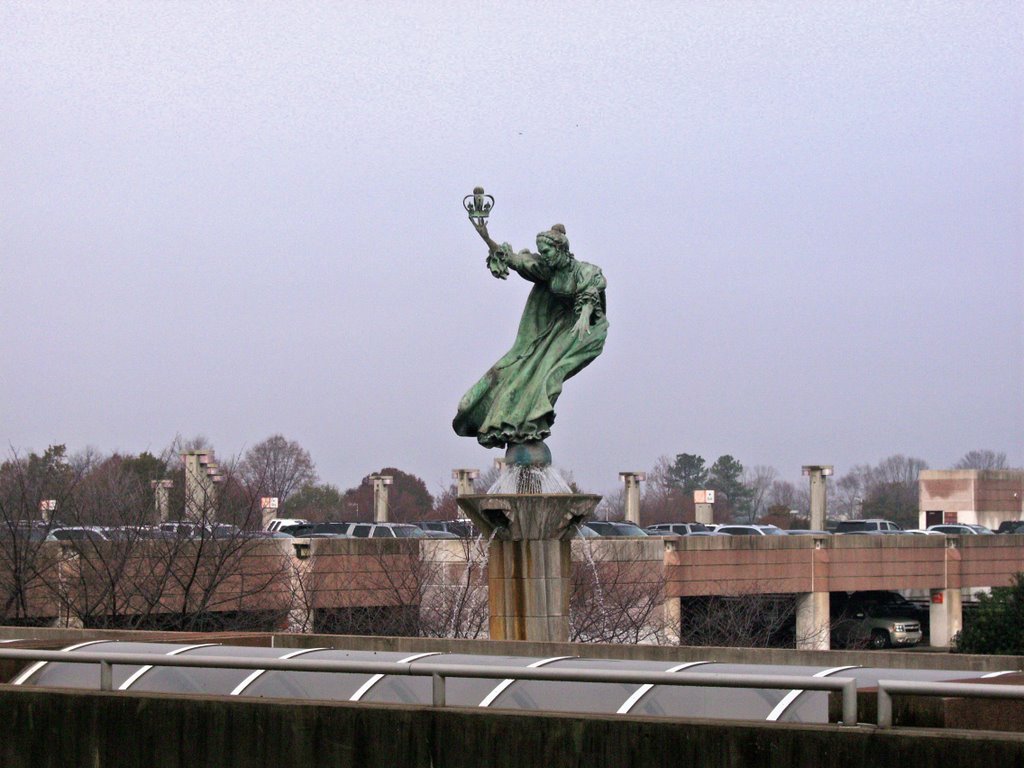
<box><xmin>802</xmin><ymin>465</ymin><xmax>834</xmax><ymax>531</ymax></box>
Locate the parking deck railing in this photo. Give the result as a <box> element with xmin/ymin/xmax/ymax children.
<box><xmin>876</xmin><ymin>678</ymin><xmax>1024</xmax><ymax>728</ymax></box>
<box><xmin>0</xmin><ymin>647</ymin><xmax>859</xmax><ymax>726</ymax></box>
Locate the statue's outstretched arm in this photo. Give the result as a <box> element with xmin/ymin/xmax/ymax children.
<box><xmin>472</xmin><ymin>220</ymin><xmax>513</xmax><ymax>279</ymax></box>
<box><xmin>472</xmin><ymin>220</ymin><xmax>500</xmax><ymax>253</ymax></box>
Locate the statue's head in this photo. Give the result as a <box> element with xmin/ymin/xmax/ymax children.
<box><xmin>536</xmin><ymin>224</ymin><xmax>572</xmax><ymax>270</ymax></box>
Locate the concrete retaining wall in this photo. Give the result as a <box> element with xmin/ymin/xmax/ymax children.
<box><xmin>0</xmin><ymin>686</ymin><xmax>1021</xmax><ymax>768</ymax></box>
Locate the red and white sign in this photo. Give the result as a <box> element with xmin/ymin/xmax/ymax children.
<box><xmin>260</xmin><ymin>497</ymin><xmax>279</xmax><ymax>510</ymax></box>
<box><xmin>693</xmin><ymin>490</ymin><xmax>715</xmax><ymax>504</ymax></box>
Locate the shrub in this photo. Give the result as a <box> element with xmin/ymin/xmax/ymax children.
<box><xmin>955</xmin><ymin>573</ymin><xmax>1024</xmax><ymax>655</ymax></box>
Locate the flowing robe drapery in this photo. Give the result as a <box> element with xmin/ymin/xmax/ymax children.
<box><xmin>453</xmin><ymin>246</ymin><xmax>608</xmax><ymax>448</ymax></box>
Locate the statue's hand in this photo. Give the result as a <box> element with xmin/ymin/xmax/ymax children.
<box><xmin>572</xmin><ymin>314</ymin><xmax>591</xmax><ymax>341</ymax></box>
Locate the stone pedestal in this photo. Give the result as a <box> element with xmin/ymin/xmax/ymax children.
<box><xmin>457</xmin><ymin>493</ymin><xmax>600</xmax><ymax>643</ymax></box>
<box><xmin>488</xmin><ymin>538</ymin><xmax>571</xmax><ymax>642</ymax></box>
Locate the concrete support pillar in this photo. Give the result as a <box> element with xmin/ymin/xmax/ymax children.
<box><xmin>661</xmin><ymin>596</ymin><xmax>681</xmax><ymax>645</ymax></box>
<box><xmin>801</xmin><ymin>465</ymin><xmax>834</xmax><ymax>531</ymax></box>
<box><xmin>693</xmin><ymin>490</ymin><xmax>715</xmax><ymax>525</ymax></box>
<box><xmin>260</xmin><ymin>497</ymin><xmax>280</xmax><ymax>530</ymax></box>
<box><xmin>151</xmin><ymin>480</ymin><xmax>173</xmax><ymax>523</ymax></box>
<box><xmin>795</xmin><ymin>591</ymin><xmax>831</xmax><ymax>650</ymax></box>
<box><xmin>929</xmin><ymin>588</ymin><xmax>963</xmax><ymax>648</ymax></box>
<box><xmin>182</xmin><ymin>451</ymin><xmax>221</xmax><ymax>521</ymax></box>
<box><xmin>619</xmin><ymin>472</ymin><xmax>646</xmax><ymax>525</ymax></box>
<box><xmin>371</xmin><ymin>475</ymin><xmax>393</xmax><ymax>523</ymax></box>
<box><xmin>452</xmin><ymin>468</ymin><xmax>480</xmax><ymax>497</ymax></box>
<box><xmin>488</xmin><ymin>538</ymin><xmax>570</xmax><ymax>643</ymax></box>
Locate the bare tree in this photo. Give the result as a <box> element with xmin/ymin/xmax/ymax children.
<box><xmin>678</xmin><ymin>592</ymin><xmax>801</xmax><ymax>648</ymax></box>
<box><xmin>639</xmin><ymin>455</ymin><xmax>690</xmax><ymax>526</ymax></box>
<box><xmin>0</xmin><ymin>446</ymin><xmax>70</xmax><ymax>624</ymax></box>
<box><xmin>239</xmin><ymin>435</ymin><xmax>318</xmax><ymax>512</ymax></box>
<box><xmin>741</xmin><ymin>465</ymin><xmax>778</xmax><ymax>524</ymax></box>
<box><xmin>299</xmin><ymin>536</ymin><xmax>488</xmax><ymax>639</ymax></box>
<box><xmin>570</xmin><ymin>538</ymin><xmax>670</xmax><ymax>645</ymax></box>
<box><xmin>860</xmin><ymin>454</ymin><xmax>928</xmax><ymax>528</ymax></box>
<box><xmin>955</xmin><ymin>450</ymin><xmax>1009</xmax><ymax>471</ymax></box>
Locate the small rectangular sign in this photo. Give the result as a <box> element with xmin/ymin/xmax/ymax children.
<box><xmin>693</xmin><ymin>490</ymin><xmax>715</xmax><ymax>504</ymax></box>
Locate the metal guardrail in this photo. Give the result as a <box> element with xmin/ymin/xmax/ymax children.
<box><xmin>876</xmin><ymin>679</ymin><xmax>1024</xmax><ymax>728</ymax></box>
<box><xmin>0</xmin><ymin>648</ymin><xmax>858</xmax><ymax>727</ymax></box>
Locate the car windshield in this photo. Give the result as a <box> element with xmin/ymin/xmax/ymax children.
<box><xmin>392</xmin><ymin>526</ymin><xmax>426</xmax><ymax>538</ymax></box>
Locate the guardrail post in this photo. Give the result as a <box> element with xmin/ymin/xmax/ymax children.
<box><xmin>100</xmin><ymin>660</ymin><xmax>112</xmax><ymax>691</ymax></box>
<box><xmin>877</xmin><ymin>684</ymin><xmax>892</xmax><ymax>728</ymax></box>
<box><xmin>432</xmin><ymin>672</ymin><xmax>445</xmax><ymax>707</ymax></box>
<box><xmin>841</xmin><ymin>679</ymin><xmax>857</xmax><ymax>726</ymax></box>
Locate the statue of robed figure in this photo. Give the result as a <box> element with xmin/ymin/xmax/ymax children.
<box><xmin>453</xmin><ymin>189</ymin><xmax>608</xmax><ymax>465</ymax></box>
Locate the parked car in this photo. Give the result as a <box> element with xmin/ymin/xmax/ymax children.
<box><xmin>830</xmin><ymin>591</ymin><xmax>924</xmax><ymax>649</ymax></box>
<box><xmin>644</xmin><ymin>523</ymin><xmax>711</xmax><ymax>536</ymax></box>
<box><xmin>996</xmin><ymin>520</ymin><xmax>1024</xmax><ymax>534</ymax></box>
<box><xmin>0</xmin><ymin>523</ymin><xmax>50</xmax><ymax>542</ymax></box>
<box><xmin>279</xmin><ymin>522</ymin><xmax>318</xmax><ymax>537</ymax></box>
<box><xmin>834</xmin><ymin>519</ymin><xmax>903</xmax><ymax>534</ymax></box>
<box><xmin>265</xmin><ymin>518</ymin><xmax>309</xmax><ymax>533</ymax></box>
<box><xmin>46</xmin><ymin>526</ymin><xmax>109</xmax><ymax>543</ymax></box>
<box><xmin>415</xmin><ymin>520</ymin><xmax>477</xmax><ymax>538</ymax></box>
<box><xmin>716</xmin><ymin>524</ymin><xmax>786</xmax><ymax>536</ymax></box>
<box><xmin>101</xmin><ymin>526</ymin><xmax>176</xmax><ymax>541</ymax></box>
<box><xmin>304</xmin><ymin>522</ymin><xmax>356</xmax><ymax>538</ymax></box>
<box><xmin>581</xmin><ymin>521</ymin><xmax>649</xmax><ymax>537</ymax></box>
<box><xmin>344</xmin><ymin>523</ymin><xmax>427</xmax><ymax>539</ymax></box>
<box><xmin>785</xmin><ymin>529</ymin><xmax>831</xmax><ymax>536</ymax></box>
<box><xmin>927</xmin><ymin>524</ymin><xmax>994</xmax><ymax>535</ymax></box>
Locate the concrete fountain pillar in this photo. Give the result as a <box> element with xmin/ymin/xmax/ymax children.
<box><xmin>457</xmin><ymin>492</ymin><xmax>600</xmax><ymax>643</ymax></box>
<box><xmin>619</xmin><ymin>472</ymin><xmax>645</xmax><ymax>525</ymax></box>
<box><xmin>452</xmin><ymin>468</ymin><xmax>480</xmax><ymax>497</ymax></box>
<box><xmin>370</xmin><ymin>474</ymin><xmax>393</xmax><ymax>523</ymax></box>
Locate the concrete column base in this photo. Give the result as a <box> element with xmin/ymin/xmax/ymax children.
<box><xmin>661</xmin><ymin>597</ymin><xmax>681</xmax><ymax>644</ymax></box>
<box><xmin>795</xmin><ymin>592</ymin><xmax>830</xmax><ymax>651</ymax></box>
<box><xmin>488</xmin><ymin>539</ymin><xmax>570</xmax><ymax>643</ymax></box>
<box><xmin>929</xmin><ymin>588</ymin><xmax>962</xmax><ymax>648</ymax></box>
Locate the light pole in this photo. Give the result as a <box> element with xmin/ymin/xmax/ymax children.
<box><xmin>801</xmin><ymin>465</ymin><xmax>834</xmax><ymax>531</ymax></box>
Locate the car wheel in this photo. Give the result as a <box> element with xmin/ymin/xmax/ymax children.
<box><xmin>870</xmin><ymin>630</ymin><xmax>891</xmax><ymax>649</ymax></box>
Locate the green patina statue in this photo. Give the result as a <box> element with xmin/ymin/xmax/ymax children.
<box><xmin>453</xmin><ymin>188</ymin><xmax>608</xmax><ymax>466</ymax></box>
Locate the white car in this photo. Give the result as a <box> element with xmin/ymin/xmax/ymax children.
<box><xmin>926</xmin><ymin>524</ymin><xmax>994</xmax><ymax>535</ymax></box>
<box><xmin>716</xmin><ymin>524</ymin><xmax>786</xmax><ymax>536</ymax></box>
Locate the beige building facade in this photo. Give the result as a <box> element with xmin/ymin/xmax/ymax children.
<box><xmin>918</xmin><ymin>469</ymin><xmax>1024</xmax><ymax>529</ymax></box>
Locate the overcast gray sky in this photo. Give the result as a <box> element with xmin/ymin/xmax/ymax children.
<box><xmin>2</xmin><ymin>2</ymin><xmax>1021</xmax><ymax>496</ymax></box>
